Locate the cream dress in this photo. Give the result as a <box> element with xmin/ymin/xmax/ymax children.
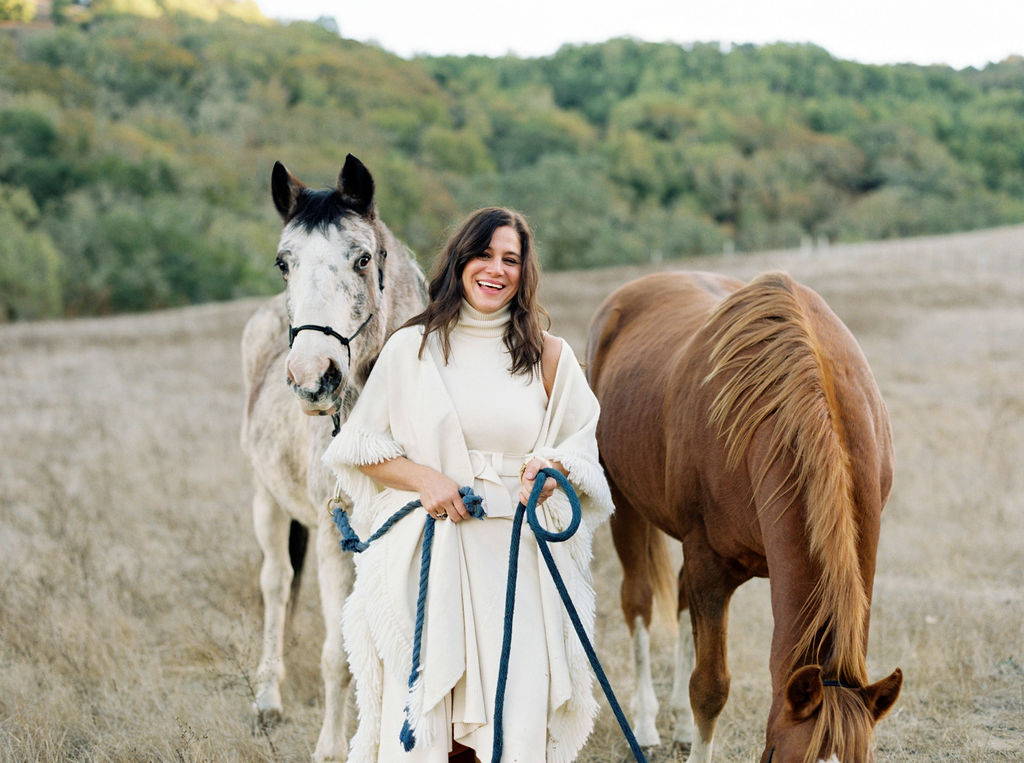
<box><xmin>324</xmin><ymin>300</ymin><xmax>613</xmax><ymax>763</ymax></box>
<box><xmin>377</xmin><ymin>301</ymin><xmax>563</xmax><ymax>761</ymax></box>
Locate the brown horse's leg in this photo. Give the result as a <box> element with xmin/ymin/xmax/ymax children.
<box><xmin>671</xmin><ymin>566</ymin><xmax>693</xmax><ymax>745</ymax></box>
<box><xmin>609</xmin><ymin>486</ymin><xmax>665</xmax><ymax>747</ymax></box>
<box><xmin>683</xmin><ymin>529</ymin><xmax>742</xmax><ymax>763</ymax></box>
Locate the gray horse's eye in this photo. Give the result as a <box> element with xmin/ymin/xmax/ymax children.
<box><xmin>355</xmin><ymin>253</ymin><xmax>371</xmax><ymax>271</ymax></box>
<box><xmin>275</xmin><ymin>256</ymin><xmax>289</xmax><ymax>277</ymax></box>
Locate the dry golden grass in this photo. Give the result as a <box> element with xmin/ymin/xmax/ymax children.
<box><xmin>1</xmin><ymin>226</ymin><xmax>1022</xmax><ymax>761</ymax></box>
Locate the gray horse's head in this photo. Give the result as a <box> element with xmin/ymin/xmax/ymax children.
<box><xmin>271</xmin><ymin>154</ymin><xmax>390</xmax><ymax>415</ymax></box>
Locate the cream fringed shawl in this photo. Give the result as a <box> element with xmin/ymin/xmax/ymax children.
<box><xmin>322</xmin><ymin>324</ymin><xmax>614</xmax><ymax>763</ymax></box>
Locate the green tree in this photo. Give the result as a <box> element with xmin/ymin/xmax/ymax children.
<box><xmin>0</xmin><ymin>185</ymin><xmax>63</xmax><ymax>320</ymax></box>
<box><xmin>0</xmin><ymin>0</ymin><xmax>35</xmax><ymax>22</ymax></box>
<box><xmin>3</xmin><ymin>17</ymin><xmax>1024</xmax><ymax>320</ymax></box>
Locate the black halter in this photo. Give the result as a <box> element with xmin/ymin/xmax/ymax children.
<box><xmin>286</xmin><ymin>249</ymin><xmax>387</xmax><ymax>436</ymax></box>
<box><xmin>822</xmin><ymin>678</ymin><xmax>858</xmax><ymax>689</ymax></box>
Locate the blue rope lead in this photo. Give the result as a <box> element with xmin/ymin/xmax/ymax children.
<box><xmin>399</xmin><ymin>512</ymin><xmax>434</xmax><ymax>750</ymax></box>
<box><xmin>491</xmin><ymin>468</ymin><xmax>647</xmax><ymax>763</ymax></box>
<box><xmin>330</xmin><ymin>474</ymin><xmax>645</xmax><ymax>762</ymax></box>
<box><xmin>331</xmin><ymin>487</ymin><xmax>485</xmax><ymax>751</ymax></box>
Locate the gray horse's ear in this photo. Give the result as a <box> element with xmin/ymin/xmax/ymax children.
<box><xmin>272</xmin><ymin>161</ymin><xmax>306</xmax><ymax>221</ymax></box>
<box><xmin>337</xmin><ymin>153</ymin><xmax>375</xmax><ymax>217</ymax></box>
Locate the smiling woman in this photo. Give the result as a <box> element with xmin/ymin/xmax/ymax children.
<box><xmin>323</xmin><ymin>206</ymin><xmax>615</xmax><ymax>762</ymax></box>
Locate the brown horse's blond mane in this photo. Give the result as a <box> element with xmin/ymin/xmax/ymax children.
<box><xmin>701</xmin><ymin>273</ymin><xmax>869</xmax><ymax>706</ymax></box>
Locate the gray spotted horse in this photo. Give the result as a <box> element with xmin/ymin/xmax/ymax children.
<box><xmin>240</xmin><ymin>154</ymin><xmax>427</xmax><ymax>760</ymax></box>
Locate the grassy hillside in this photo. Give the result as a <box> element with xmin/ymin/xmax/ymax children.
<box><xmin>1</xmin><ymin>15</ymin><xmax>1023</xmax><ymax>319</ymax></box>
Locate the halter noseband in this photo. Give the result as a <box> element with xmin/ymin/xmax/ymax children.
<box><xmin>287</xmin><ymin>311</ymin><xmax>375</xmax><ymax>364</ymax></box>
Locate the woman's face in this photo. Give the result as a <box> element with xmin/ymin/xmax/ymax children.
<box><xmin>460</xmin><ymin>225</ymin><xmax>522</xmax><ymax>314</ymax></box>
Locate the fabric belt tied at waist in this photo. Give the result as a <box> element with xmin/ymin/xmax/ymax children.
<box><xmin>467</xmin><ymin>449</ymin><xmax>528</xmax><ymax>519</ymax></box>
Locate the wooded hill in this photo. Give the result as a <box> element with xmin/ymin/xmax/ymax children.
<box><xmin>2</xmin><ymin>13</ymin><xmax>1022</xmax><ymax>318</ymax></box>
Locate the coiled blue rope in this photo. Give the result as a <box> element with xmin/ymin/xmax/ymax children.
<box><xmin>330</xmin><ymin>472</ymin><xmax>646</xmax><ymax>762</ymax></box>
<box><xmin>491</xmin><ymin>468</ymin><xmax>647</xmax><ymax>762</ymax></box>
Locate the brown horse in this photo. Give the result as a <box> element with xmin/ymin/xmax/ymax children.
<box><xmin>587</xmin><ymin>271</ymin><xmax>902</xmax><ymax>763</ymax></box>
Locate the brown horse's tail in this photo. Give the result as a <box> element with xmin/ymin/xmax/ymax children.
<box><xmin>647</xmin><ymin>518</ymin><xmax>679</xmax><ymax>630</ymax></box>
<box><xmin>701</xmin><ymin>272</ymin><xmax>868</xmax><ymax>687</ymax></box>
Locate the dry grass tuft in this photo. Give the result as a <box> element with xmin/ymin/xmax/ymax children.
<box><xmin>2</xmin><ymin>226</ymin><xmax>1022</xmax><ymax>760</ymax></box>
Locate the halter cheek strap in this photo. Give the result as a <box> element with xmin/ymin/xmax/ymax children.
<box><xmin>287</xmin><ymin>247</ymin><xmax>386</xmax><ymax>359</ymax></box>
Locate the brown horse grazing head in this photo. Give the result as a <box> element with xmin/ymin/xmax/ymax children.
<box><xmin>762</xmin><ymin>665</ymin><xmax>903</xmax><ymax>762</ymax></box>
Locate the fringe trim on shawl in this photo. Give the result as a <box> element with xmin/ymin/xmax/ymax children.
<box><xmin>343</xmin><ymin>527</ymin><xmax>448</xmax><ymax>761</ymax></box>
<box><xmin>536</xmin><ymin>448</ymin><xmax>614</xmax><ymax>521</ymax></box>
<box><xmin>323</xmin><ymin>427</ymin><xmax>405</xmax><ymax>530</ymax></box>
<box><xmin>341</xmin><ymin>557</ymin><xmax>383</xmax><ymax>763</ymax></box>
<box><xmin>328</xmin><ymin>426</ymin><xmax>410</xmax><ymax>761</ymax></box>
<box><xmin>400</xmin><ymin>673</ymin><xmax>439</xmax><ymax>753</ymax></box>
<box><xmin>327</xmin><ymin>427</ymin><xmax>406</xmax><ymax>465</ymax></box>
<box><xmin>342</xmin><ymin>538</ymin><xmax>423</xmax><ymax>762</ymax></box>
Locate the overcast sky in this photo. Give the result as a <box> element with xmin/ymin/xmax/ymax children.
<box><xmin>255</xmin><ymin>0</ymin><xmax>1022</xmax><ymax>70</ymax></box>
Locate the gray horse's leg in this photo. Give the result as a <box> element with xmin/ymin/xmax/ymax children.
<box><xmin>253</xmin><ymin>481</ymin><xmax>293</xmax><ymax>726</ymax></box>
<box><xmin>313</xmin><ymin>516</ymin><xmax>353</xmax><ymax>762</ymax></box>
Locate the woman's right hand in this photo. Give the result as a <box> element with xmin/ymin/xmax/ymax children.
<box><xmin>417</xmin><ymin>469</ymin><xmax>470</xmax><ymax>523</ymax></box>
<box><xmin>359</xmin><ymin>458</ymin><xmax>470</xmax><ymax>523</ymax></box>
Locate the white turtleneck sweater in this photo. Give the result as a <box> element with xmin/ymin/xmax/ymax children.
<box><xmin>429</xmin><ymin>301</ymin><xmax>548</xmax><ymax>517</ymax></box>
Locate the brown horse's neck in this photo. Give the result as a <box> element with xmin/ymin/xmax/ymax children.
<box><xmin>703</xmin><ymin>272</ymin><xmax>873</xmax><ymax>687</ymax></box>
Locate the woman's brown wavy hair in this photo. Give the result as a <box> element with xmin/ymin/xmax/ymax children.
<box><xmin>405</xmin><ymin>206</ymin><xmax>548</xmax><ymax>376</ymax></box>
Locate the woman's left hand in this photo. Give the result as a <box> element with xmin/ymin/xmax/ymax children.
<box><xmin>517</xmin><ymin>457</ymin><xmax>564</xmax><ymax>507</ymax></box>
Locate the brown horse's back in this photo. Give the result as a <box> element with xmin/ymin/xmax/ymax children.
<box><xmin>589</xmin><ymin>271</ymin><xmax>893</xmax><ymax>554</ymax></box>
<box><xmin>587</xmin><ymin>271</ymin><xmax>744</xmax><ymax>518</ymax></box>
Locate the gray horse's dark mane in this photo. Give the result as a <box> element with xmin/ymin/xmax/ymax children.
<box><xmin>291</xmin><ymin>188</ymin><xmax>359</xmax><ymax>234</ymax></box>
